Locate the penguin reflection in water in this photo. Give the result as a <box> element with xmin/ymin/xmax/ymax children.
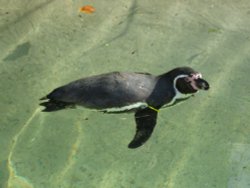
<box><xmin>40</xmin><ymin>67</ymin><xmax>209</xmax><ymax>149</ymax></box>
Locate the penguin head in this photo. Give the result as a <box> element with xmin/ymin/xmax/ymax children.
<box><xmin>169</xmin><ymin>67</ymin><xmax>210</xmax><ymax>94</ymax></box>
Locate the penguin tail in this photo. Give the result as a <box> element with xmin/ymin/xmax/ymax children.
<box><xmin>39</xmin><ymin>98</ymin><xmax>75</xmax><ymax>112</ymax></box>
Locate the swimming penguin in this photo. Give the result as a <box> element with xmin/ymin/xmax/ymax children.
<box><xmin>40</xmin><ymin>67</ymin><xmax>209</xmax><ymax>149</ymax></box>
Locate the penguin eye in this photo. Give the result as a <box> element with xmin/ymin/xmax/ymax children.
<box><xmin>195</xmin><ymin>73</ymin><xmax>202</xmax><ymax>78</ymax></box>
<box><xmin>184</xmin><ymin>77</ymin><xmax>191</xmax><ymax>82</ymax></box>
<box><xmin>190</xmin><ymin>73</ymin><xmax>202</xmax><ymax>79</ymax></box>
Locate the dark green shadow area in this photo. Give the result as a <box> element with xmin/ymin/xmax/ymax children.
<box><xmin>3</xmin><ymin>42</ymin><xmax>31</xmax><ymax>61</ymax></box>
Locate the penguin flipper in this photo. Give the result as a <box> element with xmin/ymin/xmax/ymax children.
<box><xmin>128</xmin><ymin>107</ymin><xmax>158</xmax><ymax>149</ymax></box>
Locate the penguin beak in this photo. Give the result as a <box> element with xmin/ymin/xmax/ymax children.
<box><xmin>195</xmin><ymin>78</ymin><xmax>210</xmax><ymax>90</ymax></box>
<box><xmin>186</xmin><ymin>73</ymin><xmax>210</xmax><ymax>91</ymax></box>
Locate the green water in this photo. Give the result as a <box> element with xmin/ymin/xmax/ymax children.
<box><xmin>1</xmin><ymin>0</ymin><xmax>250</xmax><ymax>187</ymax></box>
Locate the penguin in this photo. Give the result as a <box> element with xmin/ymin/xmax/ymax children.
<box><xmin>40</xmin><ymin>67</ymin><xmax>209</xmax><ymax>149</ymax></box>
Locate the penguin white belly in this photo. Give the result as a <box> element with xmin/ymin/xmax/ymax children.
<box><xmin>101</xmin><ymin>102</ymin><xmax>148</xmax><ymax>113</ymax></box>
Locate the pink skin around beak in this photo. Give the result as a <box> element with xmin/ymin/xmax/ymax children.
<box><xmin>185</xmin><ymin>73</ymin><xmax>202</xmax><ymax>91</ymax></box>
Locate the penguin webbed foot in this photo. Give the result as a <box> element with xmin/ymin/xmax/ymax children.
<box><xmin>128</xmin><ymin>107</ymin><xmax>158</xmax><ymax>149</ymax></box>
<box><xmin>40</xmin><ymin>99</ymin><xmax>75</xmax><ymax>112</ymax></box>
